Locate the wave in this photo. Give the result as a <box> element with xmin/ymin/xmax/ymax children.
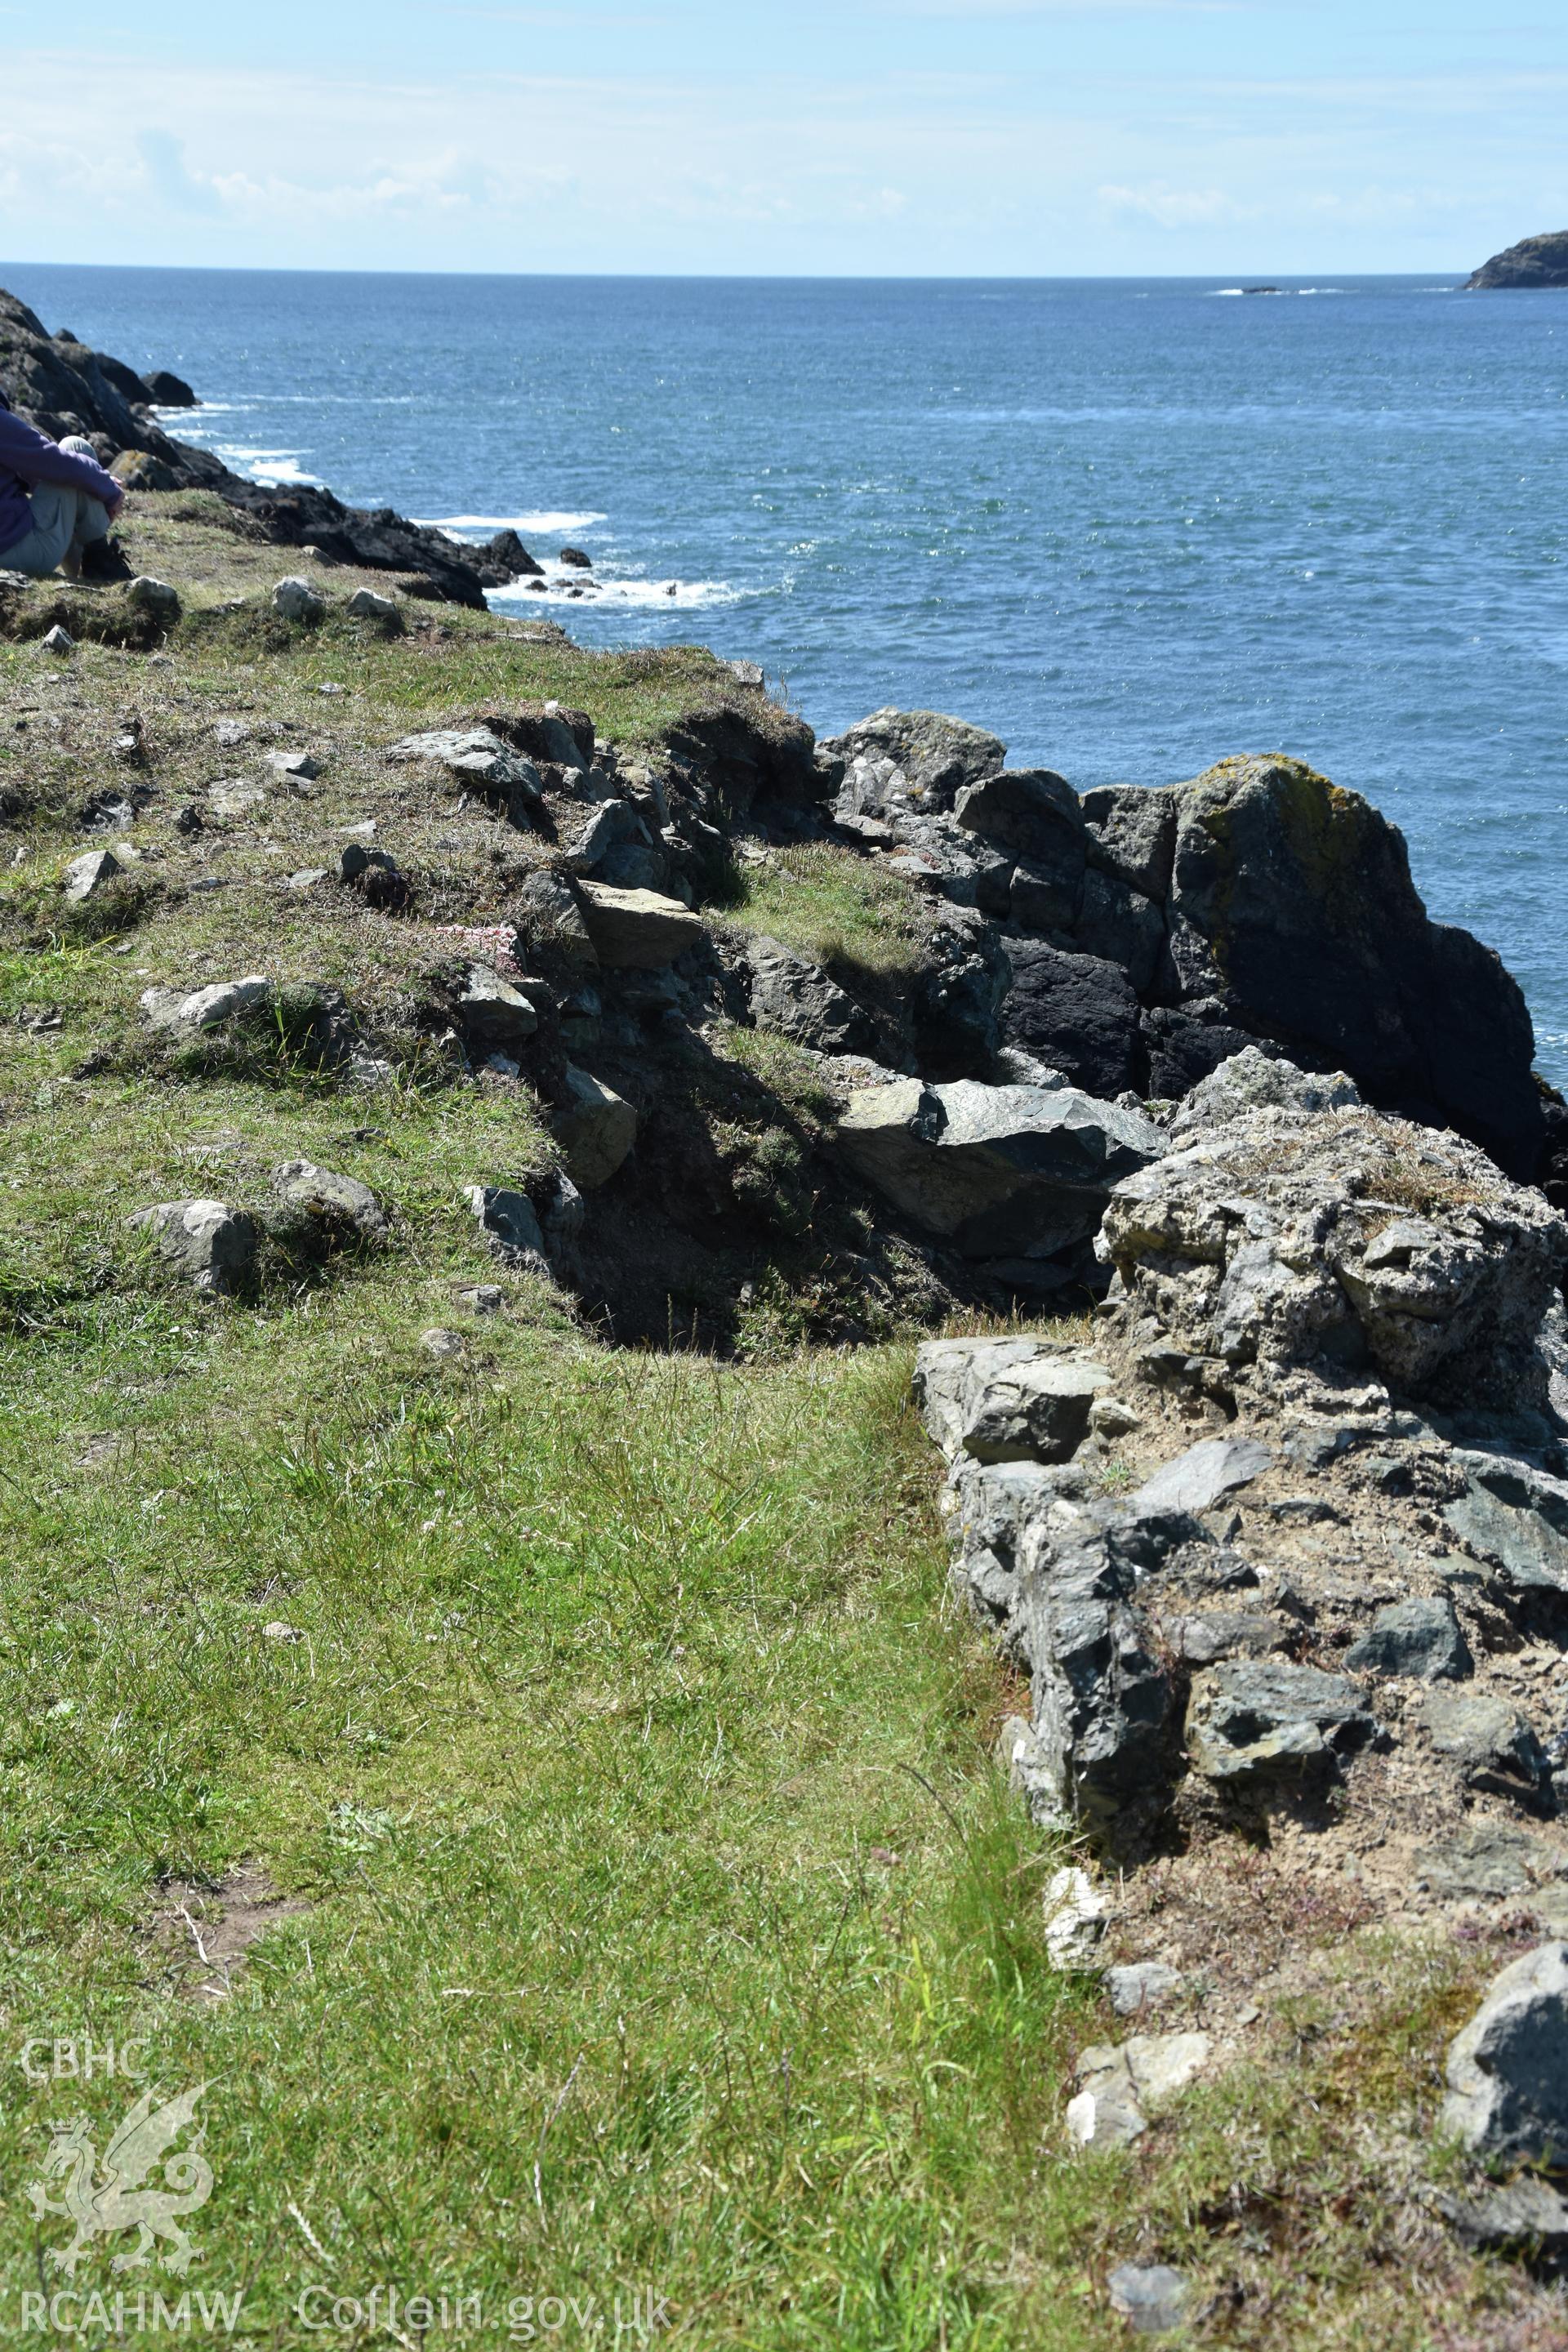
<box><xmin>488</xmin><ymin>570</ymin><xmax>744</xmax><ymax>612</ymax></box>
<box><xmin>416</xmin><ymin>510</ymin><xmax>609</xmax><ymax>537</ymax></box>
<box><xmin>212</xmin><ymin>447</ymin><xmax>324</xmax><ymax>488</ymax></box>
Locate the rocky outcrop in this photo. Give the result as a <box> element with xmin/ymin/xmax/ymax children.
<box><xmin>1465</xmin><ymin>232</ymin><xmax>1568</xmax><ymax>291</ymax></box>
<box><xmin>0</xmin><ymin>287</ymin><xmax>501</xmax><ymax>605</ymax></box>
<box><xmin>1443</xmin><ymin>1944</ymin><xmax>1568</xmax><ymax>2163</ymax></box>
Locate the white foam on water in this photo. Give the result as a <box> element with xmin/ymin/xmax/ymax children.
<box><xmin>416</xmin><ymin>511</ymin><xmax>609</xmax><ymax>537</ymax></box>
<box><xmin>488</xmin><ymin>568</ymin><xmax>743</xmax><ymax>612</ymax></box>
<box><xmin>216</xmin><ymin>448</ymin><xmax>325</xmax><ymax>488</ymax></box>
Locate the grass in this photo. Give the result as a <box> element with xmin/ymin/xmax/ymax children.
<box><xmin>0</xmin><ymin>500</ymin><xmax>1561</xmax><ymax>2345</ymax></box>
<box><xmin>716</xmin><ymin>845</ymin><xmax>932</xmax><ymax>986</ymax></box>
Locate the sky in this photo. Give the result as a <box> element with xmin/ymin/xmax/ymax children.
<box><xmin>1</xmin><ymin>0</ymin><xmax>1565</xmax><ymax>276</ymax></box>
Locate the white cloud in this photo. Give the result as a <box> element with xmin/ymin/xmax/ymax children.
<box><xmin>1098</xmin><ymin>181</ymin><xmax>1239</xmax><ymax>227</ymax></box>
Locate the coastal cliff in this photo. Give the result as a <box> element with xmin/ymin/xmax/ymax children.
<box><xmin>2</xmin><ymin>424</ymin><xmax>1567</xmax><ymax>2332</ymax></box>
<box><xmin>1465</xmin><ymin>229</ymin><xmax>1568</xmax><ymax>289</ymax></box>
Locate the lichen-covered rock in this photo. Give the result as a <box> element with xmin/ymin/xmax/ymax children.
<box><xmin>269</xmin><ymin>1160</ymin><xmax>388</xmax><ymax>1253</ymax></box>
<box><xmin>272</xmin><ymin>576</ymin><xmax>324</xmax><ymax>624</ymax></box>
<box><xmin>1101</xmin><ymin>1097</ymin><xmax>1568</xmax><ymax>1410</ymax></box>
<box><xmin>818</xmin><ymin>706</ymin><xmax>1004</xmax><ymax>810</ymax></box>
<box><xmin>1185</xmin><ymin>1660</ymin><xmax>1375</xmax><ymax>1787</ymax></box>
<box><xmin>1442</xmin><ymin>1943</ymin><xmax>1568</xmax><ymax>2166</ymax></box>
<box><xmin>1168</xmin><ymin>1045</ymin><xmax>1360</xmax><ymax>1138</ymax></box>
<box><xmin>1345</xmin><ymin>1594</ymin><xmax>1471</xmax><ymax>1682</ymax></box>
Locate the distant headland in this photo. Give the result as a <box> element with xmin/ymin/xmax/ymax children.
<box><xmin>1464</xmin><ymin>230</ymin><xmax>1568</xmax><ymax>289</ymax></box>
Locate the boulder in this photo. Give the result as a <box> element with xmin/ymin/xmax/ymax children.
<box><xmin>455</xmin><ymin>964</ymin><xmax>539</xmax><ymax>1057</ymax></box>
<box><xmin>145</xmin><ymin>368</ymin><xmax>197</xmax><ymax>406</ymax></box>
<box><xmin>955</xmin><ymin>1355</ymin><xmax>1113</xmax><ymax>1465</ymax></box>
<box><xmin>837</xmin><ymin>1078</ymin><xmax>1164</xmax><ymax>1260</ymax></box>
<box><xmin>1440</xmin><ymin>2175</ymin><xmax>1568</xmax><ymax>2262</ymax></box>
<box><xmin>956</xmin><ymin>765</ymin><xmax>1085</xmax><ymax>871</ymax></box>
<box><xmin>1442</xmin><ymin>1943</ymin><xmax>1568</xmax><ymax>2166</ymax></box>
<box><xmin>1102</xmin><ymin>1099</ymin><xmax>1568</xmax><ymax>1411</ymax></box>
<box><xmin>817</xmin><ymin>708</ymin><xmax>1005</xmax><ymax>810</ymax></box>
<box><xmin>1444</xmin><ymin>1453</ymin><xmax>1568</xmax><ymax>1625</ymax></box>
<box><xmin>1072</xmin><ymin>867</ymin><xmax>1165</xmax><ymax>996</ymax></box>
<box><xmin>1169</xmin><ymin>1046</ymin><xmax>1359</xmax><ymax>1138</ymax></box>
<box><xmin>110</xmin><ymin>450</ymin><xmax>180</xmax><ymax>492</ymax></box>
<box><xmin>745</xmin><ymin>935</ymin><xmax>880</xmax><ymax>1058</ymax></box>
<box><xmin>1129</xmin><ymin>1435</ymin><xmax>1273</xmax><ymax>1517</ymax></box>
<box><xmin>385</xmin><ymin>727</ymin><xmax>541</xmax><ymax>820</ymax></box>
<box><xmin>127</xmin><ymin>1199</ymin><xmax>257</xmax><ymax>1295</ymax></box>
<box><xmin>1185</xmin><ymin>1661</ymin><xmax>1375</xmax><ymax>1787</ymax></box>
<box><xmin>575</xmin><ymin>881</ymin><xmax>704</xmax><ymax>969</ymax></box>
<box><xmin>559</xmin><ymin>546</ymin><xmax>593</xmax><ymax>568</ymax></box>
<box><xmin>1416</xmin><ymin>1686</ymin><xmax>1550</xmax><ymax>1803</ymax></box>
<box><xmin>1081</xmin><ymin>783</ymin><xmax>1177</xmax><ymax>900</ymax></box>
<box><xmin>513</xmin><ymin>869</ymin><xmax>598</xmax><ymax>967</ymax></box>
<box><xmin>140</xmin><ymin>974</ymin><xmax>270</xmax><ymax>1033</ymax></box>
<box><xmin>1141</xmin><ymin>1004</ymin><xmax>1267</xmax><ymax>1101</ymax></box>
<box><xmin>1000</xmin><ymin>942</ymin><xmax>1143</xmax><ymax>1100</ymax></box>
<box><xmin>269</xmin><ymin>1160</ymin><xmax>387</xmax><ymax>1251</ymax></box>
<box><xmin>555</xmin><ymin>1066</ymin><xmax>636</xmax><ymax>1187</ymax></box>
<box><xmin>126</xmin><ymin>576</ymin><xmax>180</xmax><ymax>620</ymax></box>
<box><xmin>39</xmin><ymin>623</ymin><xmax>74</xmax><ymax>655</ymax></box>
<box><xmin>272</xmin><ymin>576</ymin><xmax>325</xmax><ymax>624</ymax></box>
<box><xmin>466</xmin><ymin>1184</ymin><xmax>544</xmax><ymax>1258</ymax></box>
<box><xmin>346</xmin><ymin>587</ymin><xmax>401</xmax><ymax>624</ymax></box>
<box><xmin>1345</xmin><ymin>1595</ymin><xmax>1470</xmax><ymax>1682</ymax></box>
<box><xmin>264</xmin><ymin>750</ymin><xmax>320</xmax><ymax>785</ymax></box>
<box><xmin>63</xmin><ymin>847</ymin><xmax>129</xmax><ymax>900</ymax></box>
<box><xmin>566</xmin><ymin>800</ymin><xmax>652</xmax><ymax>876</ymax></box>
<box><xmin>1160</xmin><ymin>755</ymin><xmax>1544</xmax><ymax>1179</ymax></box>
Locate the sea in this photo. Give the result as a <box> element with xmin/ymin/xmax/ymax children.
<box><xmin>4</xmin><ymin>265</ymin><xmax>1566</xmax><ymax>1076</ymax></box>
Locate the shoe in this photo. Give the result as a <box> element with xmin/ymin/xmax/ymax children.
<box><xmin>80</xmin><ymin>537</ymin><xmax>133</xmax><ymax>585</ymax></box>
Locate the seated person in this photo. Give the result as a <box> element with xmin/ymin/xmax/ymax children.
<box><xmin>0</xmin><ymin>390</ymin><xmax>127</xmax><ymax>581</ymax></box>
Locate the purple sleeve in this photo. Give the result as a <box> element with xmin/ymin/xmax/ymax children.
<box><xmin>0</xmin><ymin>409</ymin><xmax>121</xmax><ymax>505</ymax></box>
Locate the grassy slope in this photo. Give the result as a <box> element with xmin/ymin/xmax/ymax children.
<box><xmin>0</xmin><ymin>503</ymin><xmax>1552</xmax><ymax>2348</ymax></box>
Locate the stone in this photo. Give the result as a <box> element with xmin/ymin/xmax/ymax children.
<box><xmin>272</xmin><ymin>576</ymin><xmax>325</xmax><ymax>623</ymax></box>
<box><xmin>1141</xmin><ymin>1004</ymin><xmax>1264</xmax><ymax>1101</ymax></box>
<box><xmin>1102</xmin><ymin>1099</ymin><xmax>1568</xmax><ymax>1411</ymax></box>
<box><xmin>575</xmin><ymin>881</ymin><xmax>703</xmax><ymax>969</ymax></box>
<box><xmin>566</xmin><ymin>800</ymin><xmax>651</xmax><ymax>876</ymax></box>
<box><xmin>269</xmin><ymin>1161</ymin><xmax>388</xmax><ymax>1250</ymax></box>
<box><xmin>1444</xmin><ymin>1453</ymin><xmax>1568</xmax><ymax>1622</ymax></box>
<box><xmin>1081</xmin><ymin>783</ymin><xmax>1177</xmax><ymax>900</ymax></box>
<box><xmin>1068</xmin><ymin>2032</ymin><xmax>1212</xmax><ymax>2146</ymax></box>
<box><xmin>1042</xmin><ymin>1864</ymin><xmax>1111</xmax><ymax>1967</ymax></box>
<box><xmin>1439</xmin><ymin>2175</ymin><xmax>1568</xmax><ymax>2261</ymax></box>
<box><xmin>458</xmin><ymin>1283</ymin><xmax>505</xmax><ymax>1314</ymax></box>
<box><xmin>264</xmin><ymin>750</ymin><xmax>320</xmax><ymax>784</ymax></box>
<box><xmin>514</xmin><ymin>869</ymin><xmax>598</xmax><ymax>967</ymax></box>
<box><xmin>455</xmin><ymin>964</ymin><xmax>539</xmax><ymax>1057</ymax></box>
<box><xmin>1107</xmin><ymin>2265</ymin><xmax>1194</xmax><ymax>2336</ymax></box>
<box><xmin>1072</xmin><ymin>867</ymin><xmax>1165</xmax><ymax>996</ymax></box>
<box><xmin>1168</xmin><ymin>1046</ymin><xmax>1361</xmax><ymax>1138</ymax></box>
<box><xmin>125</xmin><ymin>576</ymin><xmax>180</xmax><ymax>619</ymax></box>
<box><xmin>728</xmin><ymin>659</ymin><xmax>765</xmax><ymax>688</ymax></box>
<box><xmin>338</xmin><ymin>843</ymin><xmax>402</xmax><ymax>893</ymax></box>
<box><xmin>1001</xmin><ymin>942</ymin><xmax>1143</xmax><ymax>1098</ymax></box>
<box><xmin>1129</xmin><ymin>1436</ymin><xmax>1273</xmax><ymax>1519</ymax></box>
<box><xmin>262</xmin><ymin>1620</ymin><xmax>304</xmax><ymax>1642</ymax></box>
<box><xmin>39</xmin><ymin>623</ymin><xmax>74</xmax><ymax>654</ymax></box>
<box><xmin>1345</xmin><ymin>1595</ymin><xmax>1471</xmax><ymax>1682</ymax></box>
<box><xmin>836</xmin><ymin>1079</ymin><xmax>1164</xmax><ymax>1261</ymax></box>
<box><xmin>559</xmin><ymin>545</ymin><xmax>593</xmax><ymax>568</ymax></box>
<box><xmin>145</xmin><ymin>368</ymin><xmax>197</xmax><ymax>405</ymax></box>
<box><xmin>1466</xmin><ymin>231</ymin><xmax>1568</xmax><ymax>291</ymax></box>
<box><xmin>955</xmin><ymin>1354</ymin><xmax>1115</xmax><ymax>1465</ymax></box>
<box><xmin>1185</xmin><ymin>1660</ymin><xmax>1375</xmax><ymax>1787</ymax></box>
<box><xmin>745</xmin><ymin>935</ymin><xmax>879</xmax><ymax>1058</ymax></box>
<box><xmin>1160</xmin><ymin>755</ymin><xmax>1544</xmax><ymax>1179</ymax></box>
<box><xmin>1416</xmin><ymin>1687</ymin><xmax>1550</xmax><ymax>1802</ymax></box>
<box><xmin>555</xmin><ymin>1065</ymin><xmax>637</xmax><ymax>1188</ymax></box>
<box><xmin>1106</xmin><ymin>1961</ymin><xmax>1183</xmax><ymax>2017</ymax></box>
<box><xmin>62</xmin><ymin>847</ymin><xmax>127</xmax><ymax>900</ymax></box>
<box><xmin>1416</xmin><ymin>1821</ymin><xmax>1546</xmax><ymax>1899</ymax></box>
<box><xmin>141</xmin><ymin>975</ymin><xmax>270</xmax><ymax>1034</ymax></box>
<box><xmin>466</xmin><ymin>1184</ymin><xmax>545</xmax><ymax>1259</ymax></box>
<box><xmin>207</xmin><ymin>777</ymin><xmax>265</xmax><ymax>819</ymax></box>
<box><xmin>127</xmin><ymin>1198</ymin><xmax>257</xmax><ymax>1295</ymax></box>
<box><xmin>818</xmin><ymin>707</ymin><xmax>1005</xmax><ymax>810</ymax></box>
<box><xmin>420</xmin><ymin>1328</ymin><xmax>465</xmax><ymax>1360</ymax></box>
<box><xmin>955</xmin><ymin>767</ymin><xmax>1085</xmax><ymax>871</ymax></box>
<box><xmin>1442</xmin><ymin>1943</ymin><xmax>1568</xmax><ymax>2167</ymax></box>
<box><xmin>346</xmin><ymin>587</ymin><xmax>400</xmax><ymax>622</ymax></box>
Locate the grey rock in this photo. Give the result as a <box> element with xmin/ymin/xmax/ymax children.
<box><xmin>39</xmin><ymin>622</ymin><xmax>74</xmax><ymax>654</ymax></box>
<box><xmin>1165</xmin><ymin>1610</ymin><xmax>1286</xmax><ymax>1666</ymax></box>
<box><xmin>270</xmin><ymin>1160</ymin><xmax>388</xmax><ymax>1249</ymax></box>
<box><xmin>126</xmin><ymin>576</ymin><xmax>180</xmax><ymax>619</ymax></box>
<box><xmin>818</xmin><ymin>707</ymin><xmax>1005</xmax><ymax>810</ymax></box>
<box><xmin>1442</xmin><ymin>1943</ymin><xmax>1568</xmax><ymax>2167</ymax></box>
<box><xmin>1129</xmin><ymin>1435</ymin><xmax>1273</xmax><ymax>1518</ymax></box>
<box><xmin>1073</xmin><ymin>866</ymin><xmax>1166</xmax><ymax>995</ymax></box>
<box><xmin>575</xmin><ymin>881</ymin><xmax>703</xmax><ymax>969</ymax></box>
<box><xmin>1445</xmin><ymin>1453</ymin><xmax>1568</xmax><ymax>1618</ymax></box>
<box><xmin>466</xmin><ymin>1184</ymin><xmax>544</xmax><ymax>1259</ymax></box>
<box><xmin>1068</xmin><ymin>2032</ymin><xmax>1212</xmax><ymax>2147</ymax></box>
<box><xmin>264</xmin><ymin>750</ymin><xmax>321</xmax><ymax>784</ymax></box>
<box><xmin>287</xmin><ymin>868</ymin><xmax>329</xmax><ymax>891</ymax></box>
<box><xmin>566</xmin><ymin>799</ymin><xmax>652</xmax><ymax>876</ymax></box>
<box><xmin>595</xmin><ymin>843</ymin><xmax>669</xmax><ymax>893</ymax></box>
<box><xmin>1417</xmin><ymin>1686</ymin><xmax>1550</xmax><ymax>1802</ymax></box>
<box><xmin>1185</xmin><ymin>1660</ymin><xmax>1374</xmax><ymax>1787</ymax></box>
<box><xmin>1081</xmin><ymin>782</ymin><xmax>1177</xmax><ymax>900</ymax></box>
<box><xmin>942</xmin><ymin>1454</ymin><xmax>1068</xmax><ymax>1663</ymax></box>
<box><xmin>385</xmin><ymin>727</ymin><xmax>542</xmax><ymax>813</ymax></box>
<box><xmin>457</xmin><ymin>1283</ymin><xmax>505</xmax><ymax>1314</ymax></box>
<box><xmin>1106</xmin><ymin>1960</ymin><xmax>1183</xmax><ymax>2017</ymax></box>
<box><xmin>1439</xmin><ymin>2175</ymin><xmax>1568</xmax><ymax>2260</ymax></box>
<box><xmin>456</xmin><ymin>964</ymin><xmax>539</xmax><ymax>1057</ymax></box>
<box><xmin>745</xmin><ymin>934</ymin><xmax>879</xmax><ymax>1057</ymax></box>
<box><xmin>1169</xmin><ymin>1046</ymin><xmax>1361</xmax><ymax>1138</ymax></box>
<box><xmin>127</xmin><ymin>1198</ymin><xmax>257</xmax><ymax>1296</ymax></box>
<box><xmin>1042</xmin><ymin>1864</ymin><xmax>1111</xmax><ymax>1967</ymax></box>
<box><xmin>63</xmin><ymin>846</ymin><xmax>128</xmax><ymax>900</ymax></box>
<box><xmin>272</xmin><ymin>575</ymin><xmax>325</xmax><ymax>623</ymax></box>
<box><xmin>836</xmin><ymin>1078</ymin><xmax>1164</xmax><ymax>1260</ymax></box>
<box><xmin>420</xmin><ymin>1327</ymin><xmax>465</xmax><ymax>1359</ymax></box>
<box><xmin>555</xmin><ymin>1065</ymin><xmax>636</xmax><ymax>1187</ymax></box>
<box><xmin>1417</xmin><ymin>1821</ymin><xmax>1547</xmax><ymax>1899</ymax></box>
<box><xmin>955</xmin><ymin>1354</ymin><xmax>1115</xmax><ymax>1466</ymax></box>
<box><xmin>514</xmin><ymin>868</ymin><xmax>598</xmax><ymax>967</ymax></box>
<box><xmin>140</xmin><ymin>974</ymin><xmax>270</xmax><ymax>1034</ymax></box>
<box><xmin>955</xmin><ymin>767</ymin><xmax>1085</xmax><ymax>871</ymax></box>
<box><xmin>1345</xmin><ymin>1595</ymin><xmax>1471</xmax><ymax>1682</ymax></box>
<box><xmin>1107</xmin><ymin>2264</ymin><xmax>1194</xmax><ymax>2336</ymax></box>
<box><xmin>346</xmin><ymin>587</ymin><xmax>400</xmax><ymax>622</ymax></box>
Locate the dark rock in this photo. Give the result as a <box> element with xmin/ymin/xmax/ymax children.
<box><xmin>466</xmin><ymin>1184</ymin><xmax>545</xmax><ymax>1260</ymax></box>
<box><xmin>911</xmin><ymin>922</ymin><xmax>1008</xmax><ymax>1079</ymax></box>
<box><xmin>1073</xmin><ymin>866</ymin><xmax>1165</xmax><ymax>995</ymax></box>
<box><xmin>1466</xmin><ymin>231</ymin><xmax>1568</xmax><ymax>291</ymax></box>
<box><xmin>455</xmin><ymin>964</ymin><xmax>540</xmax><ymax>1058</ymax></box>
<box><xmin>1009</xmin><ymin>855</ymin><xmax>1084</xmax><ymax>935</ymax></box>
<box><xmin>1445</xmin><ymin>1454</ymin><xmax>1568</xmax><ymax>1629</ymax></box>
<box><xmin>1439</xmin><ymin>2176</ymin><xmax>1568</xmax><ymax>2268</ymax></box>
<box><xmin>1001</xmin><ymin>942</ymin><xmax>1143</xmax><ymax>1099</ymax></box>
<box><xmin>1345</xmin><ymin>1595</ymin><xmax>1471</xmax><ymax>1682</ymax></box>
<box><xmin>1416</xmin><ymin>1686</ymin><xmax>1550</xmax><ymax>1803</ymax></box>
<box><xmin>1185</xmin><ymin>1660</ymin><xmax>1375</xmax><ymax>1786</ymax></box>
<box><xmin>956</xmin><ymin>768</ymin><xmax>1085</xmax><ymax>870</ymax></box>
<box><xmin>559</xmin><ymin>546</ymin><xmax>593</xmax><ymax>568</ymax></box>
<box><xmin>1081</xmin><ymin>783</ymin><xmax>1176</xmax><ymax>900</ymax></box>
<box><xmin>745</xmin><ymin>934</ymin><xmax>880</xmax><ymax>1057</ymax></box>
<box><xmin>145</xmin><ymin>368</ymin><xmax>198</xmax><ymax>406</ymax></box>
<box><xmin>483</xmin><ymin>528</ymin><xmax>542</xmax><ymax>578</ymax></box>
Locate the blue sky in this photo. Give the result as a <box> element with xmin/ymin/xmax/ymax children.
<box><xmin>1</xmin><ymin>0</ymin><xmax>1564</xmax><ymax>274</ymax></box>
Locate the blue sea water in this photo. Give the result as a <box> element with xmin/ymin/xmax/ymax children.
<box><xmin>4</xmin><ymin>264</ymin><xmax>1566</xmax><ymax>1076</ymax></box>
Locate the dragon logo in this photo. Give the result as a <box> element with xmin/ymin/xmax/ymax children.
<box><xmin>26</xmin><ymin>2082</ymin><xmax>214</xmax><ymax>2277</ymax></box>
